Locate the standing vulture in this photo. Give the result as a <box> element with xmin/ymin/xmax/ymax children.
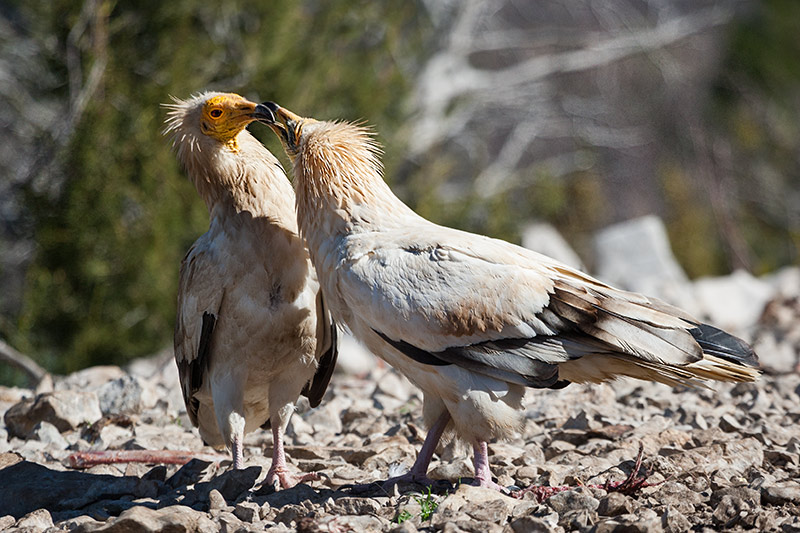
<box><xmin>164</xmin><ymin>92</ymin><xmax>337</xmax><ymax>489</ymax></box>
<box><xmin>254</xmin><ymin>101</ymin><xmax>759</xmax><ymax>493</ymax></box>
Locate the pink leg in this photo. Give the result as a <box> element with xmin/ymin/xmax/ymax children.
<box><xmin>265</xmin><ymin>420</ymin><xmax>320</xmax><ymax>490</ymax></box>
<box><xmin>381</xmin><ymin>411</ymin><xmax>451</xmax><ymax>489</ymax></box>
<box><xmin>471</xmin><ymin>440</ymin><xmax>507</xmax><ymax>492</ymax></box>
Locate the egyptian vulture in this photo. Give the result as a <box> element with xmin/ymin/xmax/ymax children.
<box><xmin>164</xmin><ymin>93</ymin><xmax>337</xmax><ymax>488</ymax></box>
<box><xmin>254</xmin><ymin>101</ymin><xmax>759</xmax><ymax>493</ymax></box>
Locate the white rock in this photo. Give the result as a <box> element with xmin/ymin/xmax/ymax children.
<box><xmin>592</xmin><ymin>215</ymin><xmax>698</xmax><ymax>312</ymax></box>
<box><xmin>54</xmin><ymin>365</ymin><xmax>126</xmax><ymax>391</ymax></box>
<box><xmin>522</xmin><ymin>222</ymin><xmax>585</xmax><ymax>270</ymax></box>
<box><xmin>693</xmin><ymin>269</ymin><xmax>775</xmax><ymax>332</ymax></box>
<box><xmin>752</xmin><ymin>335</ymin><xmax>796</xmax><ymax>374</ymax></box>
<box><xmin>15</xmin><ymin>509</ymin><xmax>53</xmax><ymax>530</ymax></box>
<box><xmin>336</xmin><ymin>333</ymin><xmax>380</xmax><ymax>376</ymax></box>
<box><xmin>97</xmin><ymin>375</ymin><xmax>145</xmax><ymax>415</ymax></box>
<box><xmin>762</xmin><ymin>266</ymin><xmax>800</xmax><ymax>298</ymax></box>
<box><xmin>33</xmin><ymin>421</ymin><xmax>69</xmax><ymax>450</ymax></box>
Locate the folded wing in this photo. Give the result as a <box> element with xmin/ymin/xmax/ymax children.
<box><xmin>338</xmin><ymin>221</ymin><xmax>758</xmax><ymax>388</ymax></box>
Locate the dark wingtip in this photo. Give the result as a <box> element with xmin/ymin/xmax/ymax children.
<box><xmin>691</xmin><ymin>323</ymin><xmax>759</xmax><ymax>368</ymax></box>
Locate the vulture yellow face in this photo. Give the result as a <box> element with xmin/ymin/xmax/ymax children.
<box><xmin>199</xmin><ymin>93</ymin><xmax>260</xmax><ymax>149</ymax></box>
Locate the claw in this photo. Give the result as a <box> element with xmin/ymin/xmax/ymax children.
<box><xmin>265</xmin><ymin>466</ymin><xmax>320</xmax><ymax>490</ymax></box>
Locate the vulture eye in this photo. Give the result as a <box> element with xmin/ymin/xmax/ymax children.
<box><xmin>209</xmin><ymin>109</ymin><xmax>223</xmax><ymax>119</ymax></box>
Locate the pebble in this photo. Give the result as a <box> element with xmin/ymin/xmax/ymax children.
<box><xmin>0</xmin><ymin>291</ymin><xmax>797</xmax><ymax>530</ymax></box>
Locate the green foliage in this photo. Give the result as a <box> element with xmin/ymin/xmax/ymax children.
<box><xmin>4</xmin><ymin>0</ymin><xmax>799</xmax><ymax>381</ymax></box>
<box><xmin>395</xmin><ymin>509</ymin><xmax>412</xmax><ymax>524</ymax></box>
<box><xmin>415</xmin><ymin>486</ymin><xmax>439</xmax><ymax>521</ymax></box>
<box><xmin>702</xmin><ymin>0</ymin><xmax>800</xmax><ymax>274</ymax></box>
<box><xmin>5</xmin><ymin>1</ymin><xmax>430</xmax><ymax>376</ymax></box>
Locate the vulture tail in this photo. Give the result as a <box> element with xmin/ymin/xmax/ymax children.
<box><xmin>683</xmin><ymin>323</ymin><xmax>760</xmax><ymax>382</ymax></box>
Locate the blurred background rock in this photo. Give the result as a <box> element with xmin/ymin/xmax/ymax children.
<box><xmin>0</xmin><ymin>0</ymin><xmax>798</xmax><ymax>383</ymax></box>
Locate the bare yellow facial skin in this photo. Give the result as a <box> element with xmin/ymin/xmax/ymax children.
<box><xmin>200</xmin><ymin>93</ymin><xmax>258</xmax><ymax>150</ymax></box>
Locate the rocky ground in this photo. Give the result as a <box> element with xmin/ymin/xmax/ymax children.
<box><xmin>1</xmin><ymin>220</ymin><xmax>799</xmax><ymax>532</ymax></box>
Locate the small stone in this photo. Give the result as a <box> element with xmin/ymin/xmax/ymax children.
<box><xmin>562</xmin><ymin>410</ymin><xmax>599</xmax><ymax>431</ymax></box>
<box><xmin>546</xmin><ymin>489</ymin><xmax>599</xmax><ymax>514</ymax></box>
<box><xmin>97</xmin><ymin>375</ymin><xmax>144</xmax><ymax>415</ymax></box>
<box><xmin>761</xmin><ymin>484</ymin><xmax>800</xmax><ymax>506</ymax></box>
<box><xmin>428</xmin><ymin>457</ymin><xmax>473</xmax><ymax>482</ymax></box>
<box><xmin>234</xmin><ymin>501</ymin><xmax>260</xmax><ymax>523</ymax></box>
<box><xmin>661</xmin><ymin>506</ymin><xmax>692</xmax><ymax>533</ymax></box>
<box><xmin>719</xmin><ymin>414</ymin><xmax>742</xmax><ymax>432</ymax></box>
<box><xmin>593</xmin><ymin>215</ymin><xmax>695</xmax><ymax>310</ymax></box>
<box><xmin>544</xmin><ymin>440</ymin><xmax>575</xmax><ymax>460</ymax></box>
<box><xmin>208</xmin><ymin>489</ymin><xmax>228</xmax><ymax>512</ymax></box>
<box><xmin>711</xmin><ymin>487</ymin><xmax>760</xmax><ymax>527</ymax></box>
<box><xmin>559</xmin><ymin>509</ymin><xmax>596</xmax><ymax>530</ymax></box>
<box><xmin>215</xmin><ymin>511</ymin><xmax>244</xmax><ymax>533</ymax></box>
<box><xmin>462</xmin><ymin>498</ymin><xmax>512</xmax><ymax>523</ymax></box>
<box><xmin>722</xmin><ymin>438</ymin><xmax>764</xmax><ymax>474</ymax></box>
<box><xmin>55</xmin><ymin>365</ymin><xmax>126</xmax><ymax>391</ymax></box>
<box><xmin>594</xmin><ymin>514</ymin><xmax>662</xmax><ymax>533</ymax></box>
<box><xmin>33</xmin><ymin>420</ymin><xmax>69</xmax><ymax>449</ymax></box>
<box><xmin>15</xmin><ymin>509</ymin><xmax>53</xmax><ymax>530</ymax></box>
<box><xmin>328</xmin><ymin>497</ymin><xmax>381</xmax><ymax>516</ymax></box>
<box><xmin>597</xmin><ymin>492</ymin><xmax>632</xmax><ymax>516</ymax></box>
<box><xmin>0</xmin><ymin>516</ymin><xmax>14</xmax><ymax>530</ymax></box>
<box><xmin>388</xmin><ymin>520</ymin><xmax>419</xmax><ymax>533</ymax></box>
<box><xmin>274</xmin><ymin>503</ymin><xmax>308</xmax><ymax>526</ymax></box>
<box><xmin>337</xmin><ymin>515</ymin><xmax>389</xmax><ymax>532</ymax></box>
<box><xmin>505</xmin><ymin>515</ymin><xmax>554</xmax><ymax>532</ymax></box>
<box><xmin>55</xmin><ymin>515</ymin><xmax>103</xmax><ymax>531</ymax></box>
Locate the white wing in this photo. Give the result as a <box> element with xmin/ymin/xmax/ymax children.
<box><xmin>174</xmin><ymin>234</ymin><xmax>224</xmax><ymax>426</ymax></box>
<box><xmin>336</xmin><ymin>219</ymin><xmax>707</xmax><ymax>388</ymax></box>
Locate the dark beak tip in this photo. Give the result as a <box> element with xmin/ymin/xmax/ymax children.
<box><xmin>253</xmin><ymin>103</ymin><xmax>277</xmax><ymax>123</ymax></box>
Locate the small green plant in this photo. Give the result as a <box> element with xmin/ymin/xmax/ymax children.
<box><xmin>396</xmin><ymin>510</ymin><xmax>413</xmax><ymax>524</ymax></box>
<box><xmin>415</xmin><ymin>486</ymin><xmax>439</xmax><ymax>521</ymax></box>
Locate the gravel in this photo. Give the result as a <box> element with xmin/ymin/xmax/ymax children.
<box><xmin>1</xmin><ymin>275</ymin><xmax>799</xmax><ymax>531</ymax></box>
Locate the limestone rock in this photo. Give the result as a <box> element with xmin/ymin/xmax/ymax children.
<box><xmin>15</xmin><ymin>508</ymin><xmax>54</xmax><ymax>530</ymax></box>
<box><xmin>97</xmin><ymin>375</ymin><xmax>145</xmax><ymax>415</ymax></box>
<box><xmin>592</xmin><ymin>215</ymin><xmax>696</xmax><ymax>311</ymax></box>
<box><xmin>75</xmin><ymin>504</ymin><xmax>216</xmax><ymax>533</ymax></box>
<box><xmin>693</xmin><ymin>270</ymin><xmax>774</xmax><ymax>331</ymax></box>
<box><xmin>522</xmin><ymin>222</ymin><xmax>585</xmax><ymax>270</ymax></box>
<box><xmin>4</xmin><ymin>391</ymin><xmax>102</xmax><ymax>438</ymax></box>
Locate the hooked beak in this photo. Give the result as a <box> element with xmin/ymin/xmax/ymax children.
<box><xmin>254</xmin><ymin>101</ymin><xmax>302</xmax><ymax>154</ymax></box>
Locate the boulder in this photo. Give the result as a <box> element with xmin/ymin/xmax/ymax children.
<box><xmin>522</xmin><ymin>222</ymin><xmax>585</xmax><ymax>270</ymax></box>
<box><xmin>693</xmin><ymin>270</ymin><xmax>774</xmax><ymax>331</ymax></box>
<box><xmin>592</xmin><ymin>216</ymin><xmax>699</xmax><ymax>312</ymax></box>
<box><xmin>4</xmin><ymin>391</ymin><xmax>102</xmax><ymax>438</ymax></box>
<box><xmin>74</xmin><ymin>504</ymin><xmax>216</xmax><ymax>533</ymax></box>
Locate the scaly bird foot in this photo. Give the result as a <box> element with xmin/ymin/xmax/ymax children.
<box><xmin>265</xmin><ymin>466</ymin><xmax>320</xmax><ymax>490</ymax></box>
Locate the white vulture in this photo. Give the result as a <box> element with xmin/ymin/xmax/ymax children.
<box><xmin>163</xmin><ymin>93</ymin><xmax>337</xmax><ymax>489</ymax></box>
<box><xmin>252</xmin><ymin>101</ymin><xmax>759</xmax><ymax>493</ymax></box>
